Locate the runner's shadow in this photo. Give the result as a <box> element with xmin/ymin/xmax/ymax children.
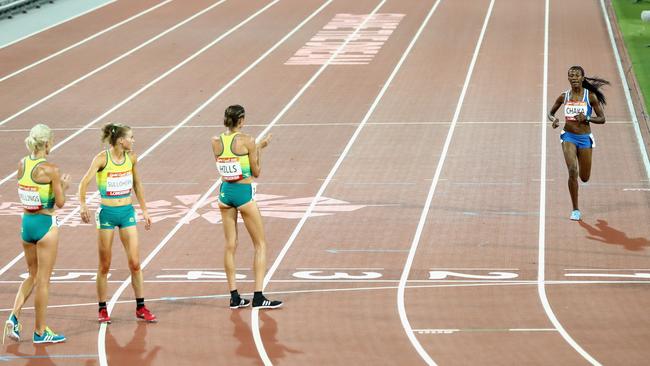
<box><xmin>230</xmin><ymin>310</ymin><xmax>258</xmax><ymax>360</ymax></box>
<box><xmin>5</xmin><ymin>343</ymin><xmax>55</xmax><ymax>366</ymax></box>
<box><xmin>579</xmin><ymin>219</ymin><xmax>650</xmax><ymax>251</ymax></box>
<box><xmin>259</xmin><ymin>311</ymin><xmax>302</xmax><ymax>363</ymax></box>
<box><xmin>104</xmin><ymin>323</ymin><xmax>160</xmax><ymax>366</ymax></box>
<box><xmin>230</xmin><ymin>310</ymin><xmax>302</xmax><ymax>363</ymax></box>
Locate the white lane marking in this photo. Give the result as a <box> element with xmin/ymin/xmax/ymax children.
<box><xmin>251</xmin><ymin>1</ymin><xmax>447</xmax><ymax>365</ymax></box>
<box><xmin>565</xmin><ymin>273</ymin><xmax>650</xmax><ymax>279</ymax></box>
<box><xmin>397</xmin><ymin>1</ymin><xmax>494</xmax><ymax>365</ymax></box>
<box><xmin>0</xmin><ymin>255</ymin><xmax>24</xmax><ymax>280</ymax></box>
<box><xmin>246</xmin><ymin>1</ymin><xmax>405</xmax><ymax>363</ymax></box>
<box><xmin>429</xmin><ymin>268</ymin><xmax>520</xmax><ymax>270</ymax></box>
<box><xmin>565</xmin><ymin>268</ymin><xmax>650</xmax><ymax>271</ymax></box>
<box><xmin>0</xmin><ymin>120</ymin><xmax>635</xmax><ymax>132</ymax></box>
<box><xmin>325</xmin><ymin>248</ymin><xmax>408</xmax><ymax>253</ymax></box>
<box><xmin>538</xmin><ymin>1</ymin><xmax>601</xmax><ymax>365</ymax></box>
<box><xmin>295</xmin><ymin>267</ymin><xmax>385</xmax><ymax>270</ymax></box>
<box><xmin>0</xmin><ymin>0</ymin><xmax>276</xmax><ymax>281</ymax></box>
<box><xmin>3</xmin><ymin>278</ymin><xmax>650</xmax><ymax>287</ymax></box>
<box><xmin>161</xmin><ymin>268</ymin><xmax>252</xmax><ymax>271</ymax></box>
<box><xmin>5</xmin><ymin>279</ymin><xmax>648</xmax><ymax>313</ymax></box>
<box><xmin>0</xmin><ymin>0</ymin><xmax>174</xmax><ymax>82</ymax></box>
<box><xmin>414</xmin><ymin>328</ymin><xmax>557</xmax><ymax>334</ymax></box>
<box><xmin>0</xmin><ymin>0</ymin><xmax>228</xmax><ymax>127</ymax></box>
<box><xmin>94</xmin><ymin>1</ymin><xmax>337</xmax><ymax>366</ymax></box>
<box><xmin>0</xmin><ymin>0</ymin><xmax>117</xmax><ymax>49</ymax></box>
<box><xmin>598</xmin><ymin>0</ymin><xmax>650</xmax><ymax>181</ymax></box>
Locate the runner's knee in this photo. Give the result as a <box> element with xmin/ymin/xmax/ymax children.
<box><xmin>98</xmin><ymin>261</ymin><xmax>111</xmax><ymax>275</ymax></box>
<box><xmin>128</xmin><ymin>260</ymin><xmax>141</xmax><ymax>273</ymax></box>
<box><xmin>568</xmin><ymin>165</ymin><xmax>579</xmax><ymax>178</ymax></box>
<box><xmin>224</xmin><ymin>241</ymin><xmax>238</xmax><ymax>253</ymax></box>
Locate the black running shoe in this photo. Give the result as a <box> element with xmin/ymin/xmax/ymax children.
<box><xmin>230</xmin><ymin>297</ymin><xmax>251</xmax><ymax>309</ymax></box>
<box><xmin>252</xmin><ymin>297</ymin><xmax>282</xmax><ymax>309</ymax></box>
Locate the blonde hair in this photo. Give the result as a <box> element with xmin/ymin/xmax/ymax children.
<box><xmin>25</xmin><ymin>124</ymin><xmax>53</xmax><ymax>152</ymax></box>
<box><xmin>101</xmin><ymin>123</ymin><xmax>130</xmax><ymax>146</ymax></box>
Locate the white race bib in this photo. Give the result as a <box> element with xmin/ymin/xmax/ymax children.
<box><xmin>216</xmin><ymin>157</ymin><xmax>243</xmax><ymax>182</ymax></box>
<box><xmin>564</xmin><ymin>101</ymin><xmax>588</xmax><ymax>122</ymax></box>
<box><xmin>106</xmin><ymin>171</ymin><xmax>133</xmax><ymax>196</ymax></box>
<box><xmin>18</xmin><ymin>184</ymin><xmax>42</xmax><ymax>211</ymax></box>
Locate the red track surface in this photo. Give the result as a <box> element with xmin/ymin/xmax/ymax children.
<box><xmin>1</xmin><ymin>0</ymin><xmax>649</xmax><ymax>365</ymax></box>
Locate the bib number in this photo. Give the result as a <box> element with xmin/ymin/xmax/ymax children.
<box><xmin>565</xmin><ymin>101</ymin><xmax>588</xmax><ymax>122</ymax></box>
<box><xmin>106</xmin><ymin>171</ymin><xmax>133</xmax><ymax>196</ymax></box>
<box><xmin>18</xmin><ymin>184</ymin><xmax>42</xmax><ymax>211</ymax></box>
<box><xmin>217</xmin><ymin>157</ymin><xmax>243</xmax><ymax>182</ymax></box>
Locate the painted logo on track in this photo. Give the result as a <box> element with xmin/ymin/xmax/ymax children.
<box><xmin>0</xmin><ymin>193</ymin><xmax>367</xmax><ymax>226</ymax></box>
<box><xmin>285</xmin><ymin>13</ymin><xmax>405</xmax><ymax>66</ymax></box>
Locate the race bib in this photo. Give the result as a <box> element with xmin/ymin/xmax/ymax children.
<box><xmin>564</xmin><ymin>101</ymin><xmax>588</xmax><ymax>122</ymax></box>
<box><xmin>106</xmin><ymin>171</ymin><xmax>133</xmax><ymax>196</ymax></box>
<box><xmin>217</xmin><ymin>157</ymin><xmax>243</xmax><ymax>182</ymax></box>
<box><xmin>18</xmin><ymin>184</ymin><xmax>42</xmax><ymax>211</ymax></box>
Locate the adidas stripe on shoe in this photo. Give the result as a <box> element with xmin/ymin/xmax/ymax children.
<box><xmin>33</xmin><ymin>327</ymin><xmax>66</xmax><ymax>344</ymax></box>
<box><xmin>230</xmin><ymin>297</ymin><xmax>251</xmax><ymax>309</ymax></box>
<box><xmin>252</xmin><ymin>297</ymin><xmax>282</xmax><ymax>309</ymax></box>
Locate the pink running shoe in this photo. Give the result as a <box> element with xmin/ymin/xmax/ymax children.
<box><xmin>98</xmin><ymin>308</ymin><xmax>111</xmax><ymax>324</ymax></box>
<box><xmin>136</xmin><ymin>306</ymin><xmax>157</xmax><ymax>322</ymax></box>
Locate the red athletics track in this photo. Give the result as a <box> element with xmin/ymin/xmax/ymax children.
<box><xmin>1</xmin><ymin>0</ymin><xmax>649</xmax><ymax>365</ymax></box>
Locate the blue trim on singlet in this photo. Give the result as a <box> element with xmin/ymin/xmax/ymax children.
<box><xmin>565</xmin><ymin>89</ymin><xmax>592</xmax><ymax>118</ymax></box>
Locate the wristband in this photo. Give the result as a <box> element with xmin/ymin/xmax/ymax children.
<box><xmin>586</xmin><ymin>115</ymin><xmax>590</xmax><ymax>122</ymax></box>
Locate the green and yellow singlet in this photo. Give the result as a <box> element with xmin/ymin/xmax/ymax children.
<box><xmin>17</xmin><ymin>156</ymin><xmax>54</xmax><ymax>211</ymax></box>
<box><xmin>217</xmin><ymin>132</ymin><xmax>252</xmax><ymax>182</ymax></box>
<box><xmin>97</xmin><ymin>150</ymin><xmax>133</xmax><ymax>199</ymax></box>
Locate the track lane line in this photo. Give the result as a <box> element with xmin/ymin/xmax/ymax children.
<box><xmin>3</xmin><ymin>279</ymin><xmax>650</xmax><ymax>313</ymax></box>
<box><xmin>90</xmin><ymin>1</ymin><xmax>337</xmax><ymax>364</ymax></box>
<box><xmin>537</xmin><ymin>1</ymin><xmax>601</xmax><ymax>364</ymax></box>
<box><xmin>0</xmin><ymin>0</ymin><xmax>174</xmax><ymax>82</ymax></box>
<box><xmin>0</xmin><ymin>0</ymin><xmax>117</xmax><ymax>49</ymax></box>
<box><xmin>0</xmin><ymin>0</ymin><xmax>289</xmax><ymax>188</ymax></box>
<box><xmin>0</xmin><ymin>0</ymin><xmax>281</xmax><ymax>279</ymax></box>
<box><xmin>0</xmin><ymin>0</ymin><xmax>229</xmax><ymax>127</ymax></box>
<box><xmin>597</xmin><ymin>0</ymin><xmax>650</xmax><ymax>180</ymax></box>
<box><xmin>395</xmin><ymin>1</ymin><xmax>494</xmax><ymax>365</ymax></box>
<box><xmin>243</xmin><ymin>0</ymin><xmax>446</xmax><ymax>364</ymax></box>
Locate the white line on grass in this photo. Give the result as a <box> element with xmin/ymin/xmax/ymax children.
<box><xmin>598</xmin><ymin>0</ymin><xmax>650</xmax><ymax>181</ymax></box>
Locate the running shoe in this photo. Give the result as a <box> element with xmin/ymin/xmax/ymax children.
<box><xmin>135</xmin><ymin>306</ymin><xmax>157</xmax><ymax>322</ymax></box>
<box><xmin>570</xmin><ymin>210</ymin><xmax>581</xmax><ymax>221</ymax></box>
<box><xmin>252</xmin><ymin>296</ymin><xmax>283</xmax><ymax>309</ymax></box>
<box><xmin>98</xmin><ymin>308</ymin><xmax>111</xmax><ymax>324</ymax></box>
<box><xmin>33</xmin><ymin>327</ymin><xmax>66</xmax><ymax>344</ymax></box>
<box><xmin>3</xmin><ymin>313</ymin><xmax>20</xmax><ymax>343</ymax></box>
<box><xmin>230</xmin><ymin>297</ymin><xmax>251</xmax><ymax>309</ymax></box>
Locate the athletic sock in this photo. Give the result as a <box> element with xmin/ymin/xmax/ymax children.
<box><xmin>99</xmin><ymin>302</ymin><xmax>107</xmax><ymax>311</ymax></box>
<box><xmin>230</xmin><ymin>290</ymin><xmax>240</xmax><ymax>300</ymax></box>
<box><xmin>253</xmin><ymin>291</ymin><xmax>263</xmax><ymax>302</ymax></box>
<box><xmin>136</xmin><ymin>298</ymin><xmax>145</xmax><ymax>310</ymax></box>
